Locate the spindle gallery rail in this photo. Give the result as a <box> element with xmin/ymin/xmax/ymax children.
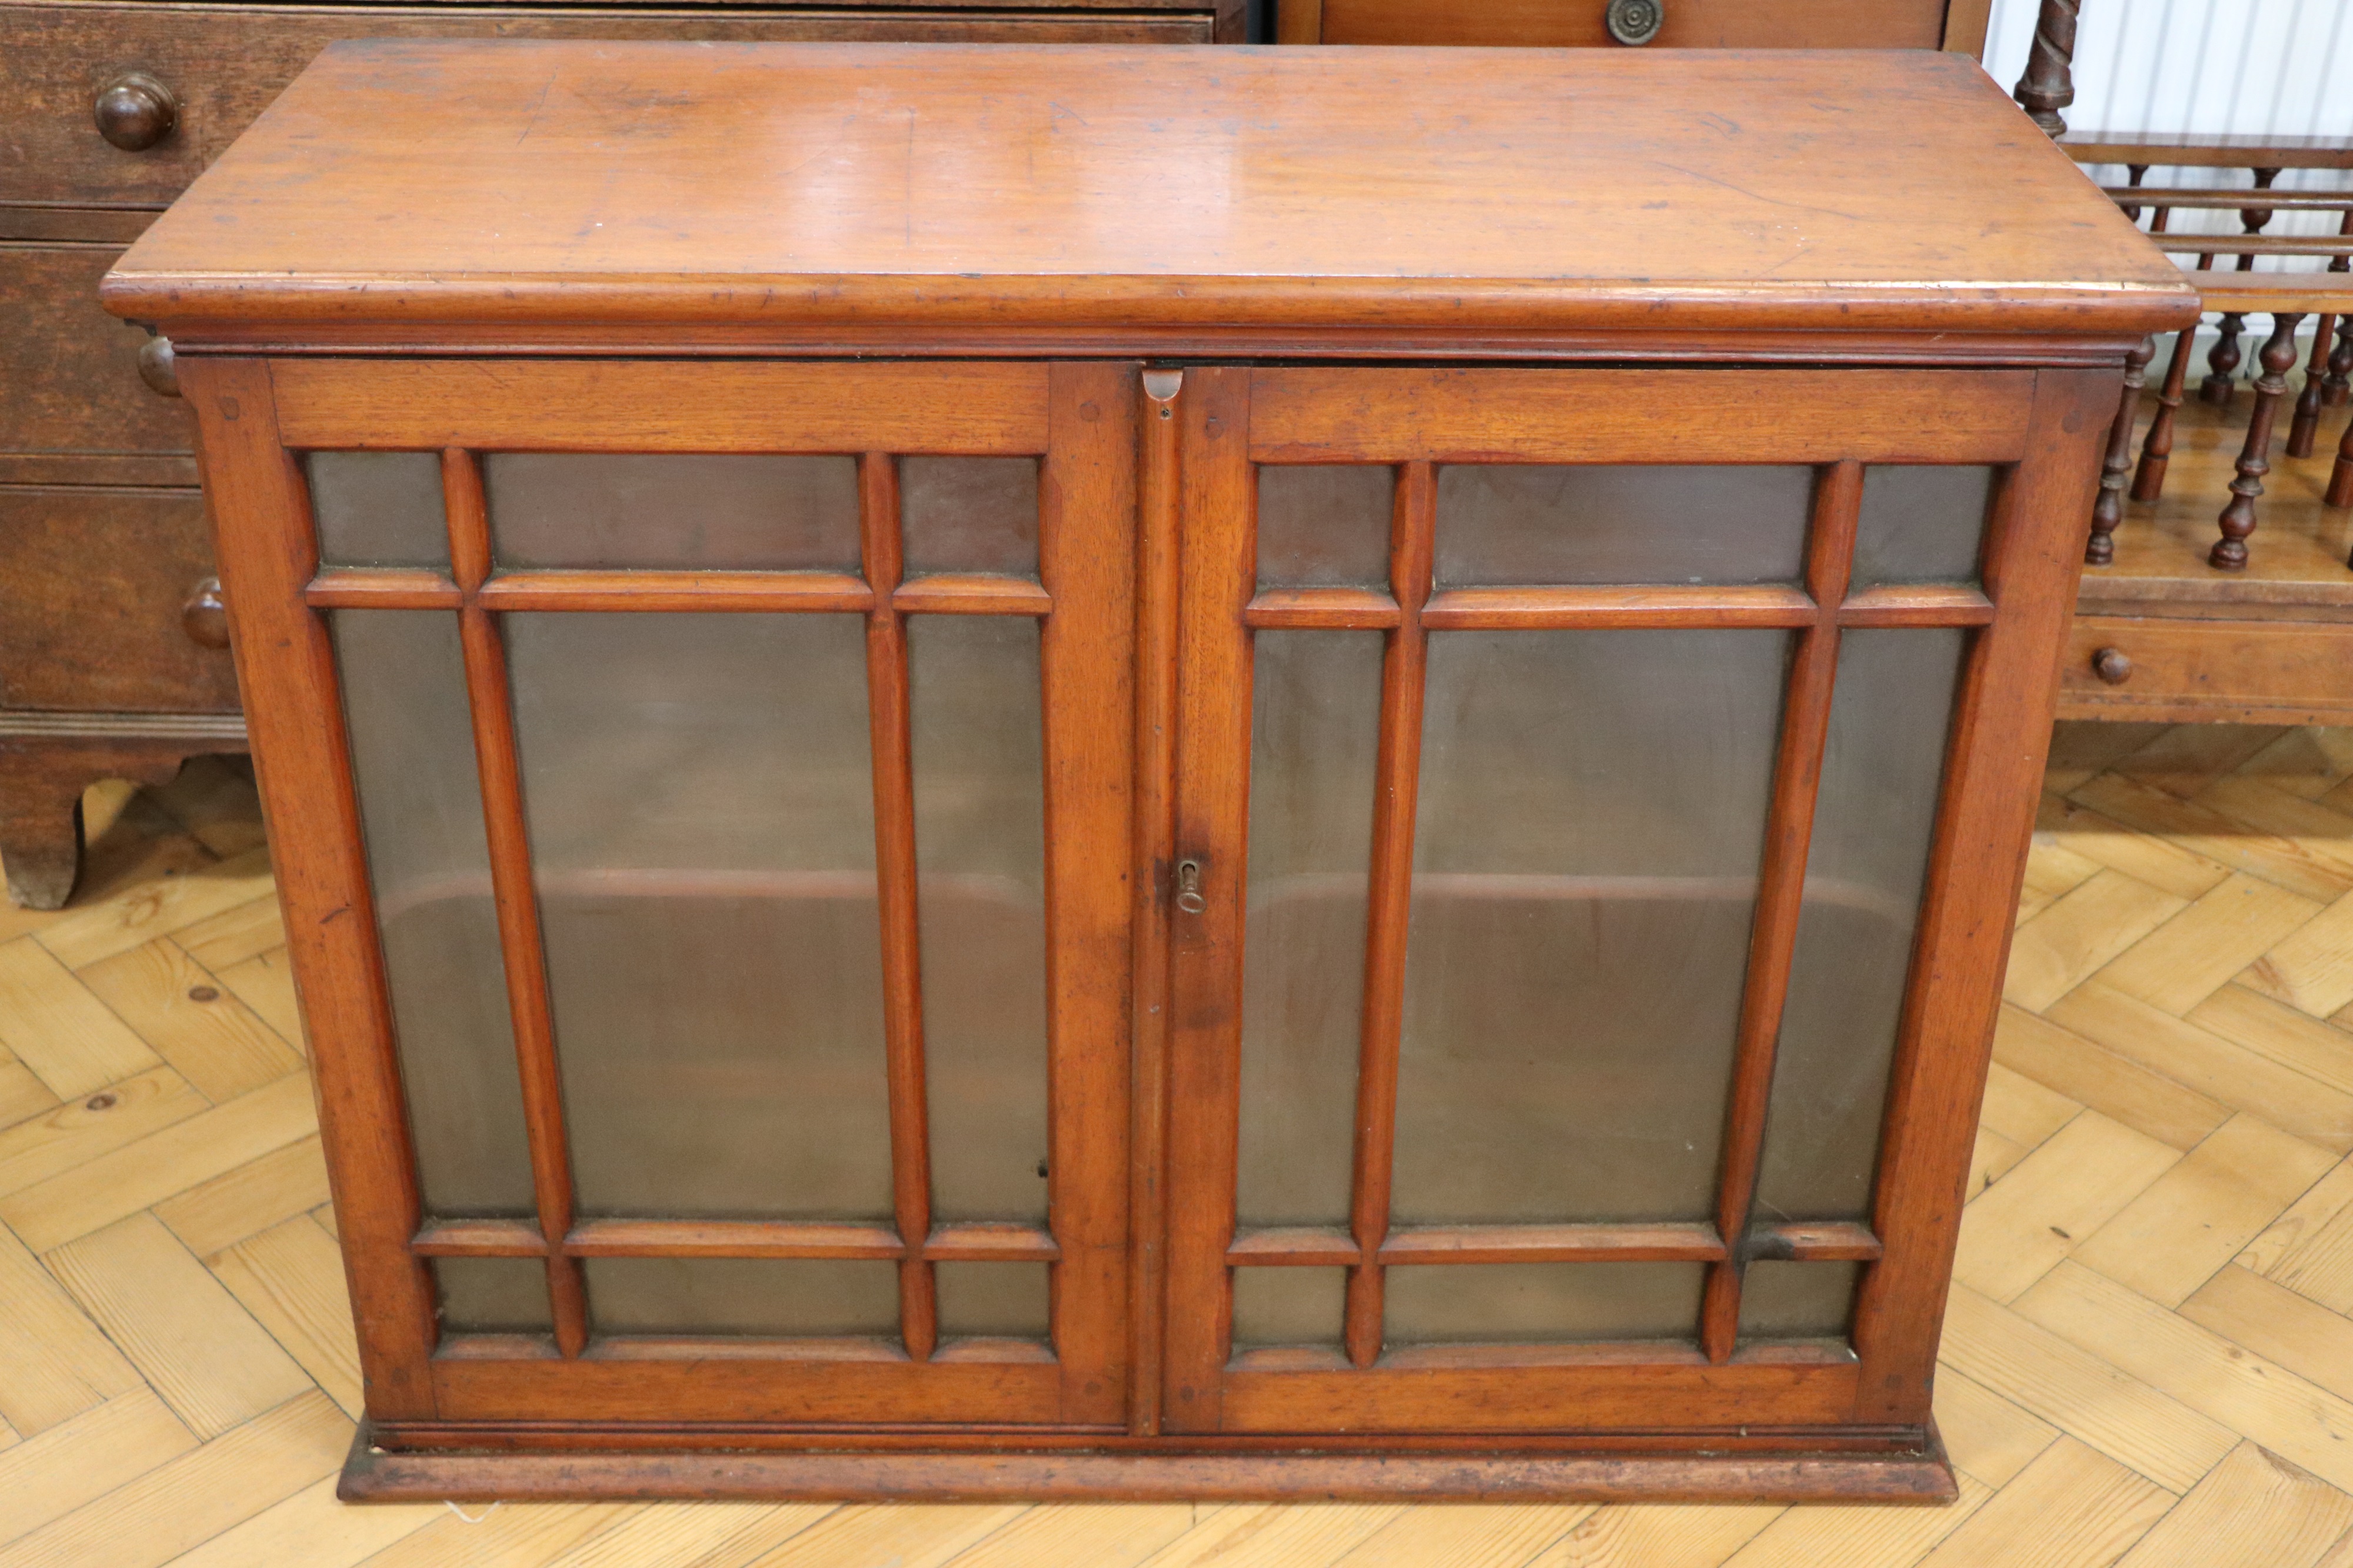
<box><xmin>2002</xmin><ymin>2</ymin><xmax>2353</xmax><ymax>725</ymax></box>
<box><xmin>2079</xmin><ymin>155</ymin><xmax>2353</xmax><ymax>572</ymax></box>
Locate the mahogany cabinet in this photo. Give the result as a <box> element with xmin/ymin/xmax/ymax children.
<box><xmin>104</xmin><ymin>41</ymin><xmax>2195</xmax><ymax>1502</ymax></box>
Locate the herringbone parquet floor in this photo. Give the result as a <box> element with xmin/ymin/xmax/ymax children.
<box><xmin>3</xmin><ymin>719</ymin><xmax>2353</xmax><ymax>1567</ymax></box>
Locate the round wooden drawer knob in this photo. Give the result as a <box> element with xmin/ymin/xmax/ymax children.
<box><xmin>182</xmin><ymin>578</ymin><xmax>230</xmax><ymax>649</ymax></box>
<box><xmin>94</xmin><ymin>72</ymin><xmax>178</xmax><ymax>152</ymax></box>
<box><xmin>138</xmin><ymin>336</ymin><xmax>179</xmax><ymax>398</ymax></box>
<box><xmin>2092</xmin><ymin>646</ymin><xmax>2132</xmax><ymax>685</ymax></box>
<box><xmin>1607</xmin><ymin>0</ymin><xmax>1664</xmax><ymax>45</ymax></box>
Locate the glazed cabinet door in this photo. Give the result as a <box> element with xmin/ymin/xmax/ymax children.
<box><xmin>1158</xmin><ymin>365</ymin><xmax>2111</xmax><ymax>1436</ymax></box>
<box><xmin>188</xmin><ymin>358</ymin><xmax>1135</xmax><ymax>1436</ymax></box>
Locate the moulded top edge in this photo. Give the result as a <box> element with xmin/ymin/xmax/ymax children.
<box><xmin>105</xmin><ymin>41</ymin><xmax>2195</xmax><ymax>333</ymax></box>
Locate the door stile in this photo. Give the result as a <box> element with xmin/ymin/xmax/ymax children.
<box><xmin>182</xmin><ymin>357</ymin><xmax>440</xmax><ymax>1418</ymax></box>
<box><xmin>1697</xmin><ymin>460</ymin><xmax>1861</xmax><ymax>1363</ymax></box>
<box><xmin>442</xmin><ymin>447</ymin><xmax>591</xmax><ymax>1359</ymax></box>
<box><xmin>1039</xmin><ymin>362</ymin><xmax>1141</xmax><ymax>1424</ymax></box>
<box><xmin>1849</xmin><ymin>368</ymin><xmax>2117</xmax><ymax>1423</ymax></box>
<box><xmin>1163</xmin><ymin>366</ymin><xmax>1254</xmax><ymax>1433</ymax></box>
<box><xmin>1128</xmin><ymin>368</ymin><xmax>1185</xmax><ymax>1436</ymax></box>
<box><xmin>1341</xmin><ymin>460</ymin><xmax>1435</xmax><ymax>1371</ymax></box>
<box><xmin>856</xmin><ymin>451</ymin><xmax>941</xmax><ymax>1364</ymax></box>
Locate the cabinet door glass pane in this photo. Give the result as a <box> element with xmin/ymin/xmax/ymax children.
<box><xmin>1238</xmin><ymin>631</ymin><xmax>1382</xmax><ymax>1229</ymax></box>
<box><xmin>584</xmin><ymin>1258</ymin><xmax>898</xmax><ymax>1337</ymax></box>
<box><xmin>1852</xmin><ymin>466</ymin><xmax>1994</xmax><ymax>586</ymax></box>
<box><xmin>935</xmin><ymin>1263</ymin><xmax>1051</xmax><ymax>1340</ymax></box>
<box><xmin>1739</xmin><ymin>1261</ymin><xmax>1858</xmax><ymax>1341</ymax></box>
<box><xmin>1257</xmin><ymin>466</ymin><xmax>1393</xmax><ymax>588</ymax></box>
<box><xmin>1395</xmin><ymin>630</ymin><xmax>1787</xmax><ymax>1225</ymax></box>
<box><xmin>310</xmin><ymin>452</ymin><xmax>448</xmax><ymax>568</ymax></box>
<box><xmin>1234</xmin><ymin>1268</ymin><xmax>1347</xmax><ymax>1351</ymax></box>
<box><xmin>484</xmin><ymin>455</ymin><xmax>859</xmax><ymax>570</ymax></box>
<box><xmin>436</xmin><ymin>1258</ymin><xmax>552</xmax><ymax>1334</ymax></box>
<box><xmin>1384</xmin><ymin>1263</ymin><xmax>1704</xmax><ymax>1343</ymax></box>
<box><xmin>333</xmin><ymin>610</ymin><xmax>531</xmax><ymax>1217</ymax></box>
<box><xmin>507</xmin><ymin>612</ymin><xmax>892</xmax><ymax>1221</ymax></box>
<box><xmin>911</xmin><ymin>616</ymin><xmax>1049</xmax><ymax>1225</ymax></box>
<box><xmin>1435</xmin><ymin>465</ymin><xmax>1811</xmax><ymax>586</ymax></box>
<box><xmin>1758</xmin><ymin>629</ymin><xmax>1965</xmax><ymax>1222</ymax></box>
<box><xmin>902</xmin><ymin>458</ymin><xmax>1039</xmax><ymax>578</ymax></box>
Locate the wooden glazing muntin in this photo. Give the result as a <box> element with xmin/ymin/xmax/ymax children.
<box><xmin>186</xmin><ymin>346</ymin><xmax>2107</xmax><ymax>1485</ymax></box>
<box><xmin>291</xmin><ymin>367</ymin><xmax>1134</xmax><ymax>1423</ymax></box>
<box><xmin>1162</xmin><ymin>362</ymin><xmax>2079</xmax><ymax>1434</ymax></box>
<box><xmin>1225</xmin><ymin>458</ymin><xmax>1988</xmax><ymax>1362</ymax></box>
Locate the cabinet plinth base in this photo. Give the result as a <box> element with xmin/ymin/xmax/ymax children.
<box><xmin>340</xmin><ymin>1423</ymin><xmax>1958</xmax><ymax>1505</ymax></box>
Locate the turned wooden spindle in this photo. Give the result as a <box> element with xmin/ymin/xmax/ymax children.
<box><xmin>2134</xmin><ymin>323</ymin><xmax>2198</xmax><ymax>502</ymax></box>
<box><xmin>2118</xmin><ymin>164</ymin><xmax>2148</xmax><ymax>222</ymax></box>
<box><xmin>2088</xmin><ymin>335</ymin><xmax>2156</xmax><ymax>565</ymax></box>
<box><xmin>2292</xmin><ymin>316</ymin><xmax>2338</xmax><ymax>458</ymax></box>
<box><xmin>2289</xmin><ymin>215</ymin><xmax>2353</xmax><ymax>456</ymax></box>
<box><xmin>2204</xmin><ymin>314</ymin><xmax>2247</xmax><ymax>405</ymax></box>
<box><xmin>2129</xmin><ymin>197</ymin><xmax>2205</xmax><ymax>503</ymax></box>
<box><xmin>2328</xmin><ymin>317</ymin><xmax>2353</xmax><ymax>409</ymax></box>
<box><xmin>2212</xmin><ymin>312</ymin><xmax>2304</xmax><ymax>570</ymax></box>
<box><xmin>2329</xmin><ymin>412</ymin><xmax>2353</xmax><ymax>518</ymax></box>
<box><xmin>2012</xmin><ymin>0</ymin><xmax>2078</xmax><ymax>138</ymax></box>
<box><xmin>2202</xmin><ymin>170</ymin><xmax>2281</xmax><ymax>406</ymax></box>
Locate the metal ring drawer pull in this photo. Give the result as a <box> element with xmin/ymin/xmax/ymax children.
<box><xmin>95</xmin><ymin>71</ymin><xmax>178</xmax><ymax>152</ymax></box>
<box><xmin>1607</xmin><ymin>0</ymin><xmax>1664</xmax><ymax>45</ymax></box>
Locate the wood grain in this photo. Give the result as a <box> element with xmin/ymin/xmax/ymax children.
<box><xmin>44</xmin><ymin>1212</ymin><xmax>311</xmax><ymax>1439</ymax></box>
<box><xmin>1342</xmin><ymin>460</ymin><xmax>1433</xmax><ymax>1372</ymax></box>
<box><xmin>106</xmin><ymin>48</ymin><xmax>2194</xmax><ymax>351</ymax></box>
<box><xmin>442</xmin><ymin>448</ymin><xmax>586</xmax><ymax>1362</ymax></box>
<box><xmin>181</xmin><ymin>358</ymin><xmax>438</xmax><ymax>1419</ymax></box>
<box><xmin>858</xmin><ymin>450</ymin><xmax>938</xmax><ymax>1365</ymax></box>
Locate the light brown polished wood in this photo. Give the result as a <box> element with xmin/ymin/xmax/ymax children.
<box><xmin>118</xmin><ymin>43</ymin><xmax>2193</xmax><ymax>1503</ymax></box>
<box><xmin>106</xmin><ymin>45</ymin><xmax>2186</xmax><ymax>360</ymax></box>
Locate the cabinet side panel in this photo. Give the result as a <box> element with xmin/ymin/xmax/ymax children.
<box><xmin>183</xmin><ymin>357</ymin><xmax>438</xmax><ymax>1419</ymax></box>
<box><xmin>1848</xmin><ymin>366</ymin><xmax>2114</xmax><ymax>1422</ymax></box>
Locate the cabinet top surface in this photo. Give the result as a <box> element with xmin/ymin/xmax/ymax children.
<box><xmin>106</xmin><ymin>41</ymin><xmax>2195</xmax><ymax>347</ymax></box>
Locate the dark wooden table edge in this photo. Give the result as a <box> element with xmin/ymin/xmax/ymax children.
<box><xmin>337</xmin><ymin>1420</ymin><xmax>1959</xmax><ymax>1504</ymax></box>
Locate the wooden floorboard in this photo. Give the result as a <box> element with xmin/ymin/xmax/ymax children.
<box><xmin>4</xmin><ymin>727</ymin><xmax>2353</xmax><ymax>1562</ymax></box>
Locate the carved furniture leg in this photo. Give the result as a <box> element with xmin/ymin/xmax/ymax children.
<box><xmin>2088</xmin><ymin>335</ymin><xmax>2156</xmax><ymax>565</ymax></box>
<box><xmin>0</xmin><ymin>752</ymin><xmax>89</xmax><ymax>910</ymax></box>
<box><xmin>0</xmin><ymin>728</ymin><xmax>249</xmax><ymax>909</ymax></box>
<box><xmin>2133</xmin><ymin>322</ymin><xmax>2198</xmax><ymax>502</ymax></box>
<box><xmin>2291</xmin><ymin>315</ymin><xmax>2335</xmax><ymax>459</ymax></box>
<box><xmin>2012</xmin><ymin>0</ymin><xmax>2078</xmax><ymax>138</ymax></box>
<box><xmin>2328</xmin><ymin>316</ymin><xmax>2353</xmax><ymax>409</ymax></box>
<box><xmin>2212</xmin><ymin>312</ymin><xmax>2303</xmax><ymax>571</ymax></box>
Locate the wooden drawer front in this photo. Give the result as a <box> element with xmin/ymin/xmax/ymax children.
<box><xmin>2060</xmin><ymin>616</ymin><xmax>2353</xmax><ymax>725</ymax></box>
<box><xmin>0</xmin><ymin>485</ymin><xmax>238</xmax><ymax>713</ymax></box>
<box><xmin>1318</xmin><ymin>0</ymin><xmax>1945</xmax><ymax>47</ymax></box>
<box><xmin>0</xmin><ymin>3</ymin><xmax>1214</xmax><ymax>207</ymax></box>
<box><xmin>1</xmin><ymin>244</ymin><xmax>192</xmax><ymax>461</ymax></box>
